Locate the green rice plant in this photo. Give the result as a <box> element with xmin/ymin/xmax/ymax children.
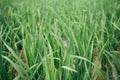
<box><xmin>0</xmin><ymin>0</ymin><xmax>120</xmax><ymax>80</ymax></box>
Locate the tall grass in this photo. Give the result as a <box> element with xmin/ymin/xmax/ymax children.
<box><xmin>0</xmin><ymin>0</ymin><xmax>120</xmax><ymax>80</ymax></box>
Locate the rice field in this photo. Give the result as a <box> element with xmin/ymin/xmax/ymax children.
<box><xmin>0</xmin><ymin>0</ymin><xmax>120</xmax><ymax>80</ymax></box>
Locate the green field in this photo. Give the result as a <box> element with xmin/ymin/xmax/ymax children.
<box><xmin>0</xmin><ymin>0</ymin><xmax>120</xmax><ymax>80</ymax></box>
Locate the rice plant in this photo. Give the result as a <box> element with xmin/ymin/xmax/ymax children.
<box><xmin>0</xmin><ymin>0</ymin><xmax>120</xmax><ymax>80</ymax></box>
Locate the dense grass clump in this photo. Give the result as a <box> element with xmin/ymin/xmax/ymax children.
<box><xmin>0</xmin><ymin>0</ymin><xmax>120</xmax><ymax>80</ymax></box>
